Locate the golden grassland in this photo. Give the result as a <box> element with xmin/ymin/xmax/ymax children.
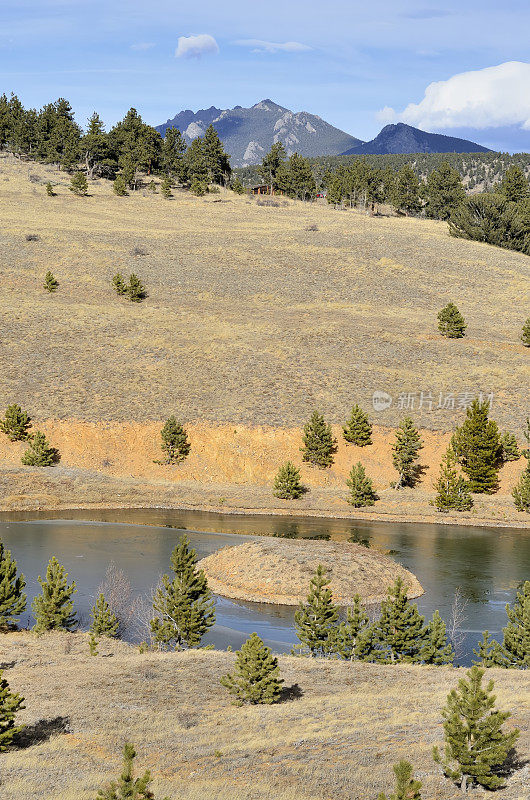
<box><xmin>1</xmin><ymin>632</ymin><xmax>529</xmax><ymax>800</ymax></box>
<box><xmin>0</xmin><ymin>154</ymin><xmax>528</xmax><ymax>525</ymax></box>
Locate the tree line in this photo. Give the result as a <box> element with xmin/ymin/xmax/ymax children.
<box><xmin>0</xmin><ymin>93</ymin><xmax>231</xmax><ymax>195</ymax></box>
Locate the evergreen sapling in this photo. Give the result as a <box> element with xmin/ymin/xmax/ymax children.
<box><xmin>432</xmin><ymin>447</ymin><xmax>473</xmax><ymax>512</ymax></box>
<box><xmin>150</xmin><ymin>535</ymin><xmax>215</xmax><ymax>649</ymax></box>
<box><xmin>451</xmin><ymin>400</ymin><xmax>502</xmax><ymax>493</ymax></box>
<box><xmin>375</xmin><ymin>577</ymin><xmax>428</xmax><ymax>663</ymax></box>
<box><xmin>0</xmin><ymin>404</ymin><xmax>32</xmax><ymax>441</ymax></box>
<box><xmin>69</xmin><ymin>171</ymin><xmax>88</xmax><ymax>196</ymax></box>
<box><xmin>44</xmin><ymin>270</ymin><xmax>59</xmax><ymax>292</ymax></box>
<box><xmin>273</xmin><ymin>461</ymin><xmax>305</xmax><ymax>499</ymax></box>
<box><xmin>90</xmin><ymin>592</ymin><xmax>119</xmax><ymax>638</ymax></box>
<box><xmin>21</xmin><ymin>431</ymin><xmax>59</xmax><ymax>466</ymax></box>
<box><xmin>300</xmin><ymin>410</ymin><xmax>337</xmax><ymax>468</ymax></box>
<box><xmin>32</xmin><ymin>556</ymin><xmax>77</xmax><ymax>632</ymax></box>
<box><xmin>158</xmin><ymin>417</ymin><xmax>190</xmax><ymax>464</ymax></box>
<box><xmin>433</xmin><ymin>666</ymin><xmax>519</xmax><ymax>790</ymax></box>
<box><xmin>392</xmin><ymin>417</ymin><xmax>423</xmax><ymax>488</ymax></box>
<box><xmin>0</xmin><ymin>670</ymin><xmax>25</xmax><ymax>751</ymax></box>
<box><xmin>437</xmin><ymin>302</ymin><xmax>466</xmax><ymax>338</ymax></box>
<box><xmin>377</xmin><ymin>760</ymin><xmax>422</xmax><ymax>800</ymax></box>
<box><xmin>0</xmin><ymin>540</ymin><xmax>26</xmax><ymax>629</ymax></box>
<box><xmin>420</xmin><ymin>610</ymin><xmax>454</xmax><ymax>665</ymax></box>
<box><xmin>346</xmin><ymin>462</ymin><xmax>378</xmax><ymax>507</ymax></box>
<box><xmin>294</xmin><ymin>565</ymin><xmax>338</xmax><ymax>656</ymax></box>
<box><xmin>220</xmin><ymin>632</ymin><xmax>283</xmax><ymax>704</ymax></box>
<box><xmin>342</xmin><ymin>404</ymin><xmax>372</xmax><ymax>445</ymax></box>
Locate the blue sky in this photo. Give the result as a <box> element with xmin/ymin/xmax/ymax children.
<box><xmin>1</xmin><ymin>0</ymin><xmax>529</xmax><ymax>151</ymax></box>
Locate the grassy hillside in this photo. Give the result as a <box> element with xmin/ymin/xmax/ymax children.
<box><xmin>0</xmin><ymin>154</ymin><xmax>528</xmax><ymax>433</ymax></box>
<box><xmin>1</xmin><ymin>632</ymin><xmax>528</xmax><ymax>800</ymax></box>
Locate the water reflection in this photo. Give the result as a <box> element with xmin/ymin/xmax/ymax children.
<box><xmin>0</xmin><ymin>509</ymin><xmax>528</xmax><ymax>664</ymax></box>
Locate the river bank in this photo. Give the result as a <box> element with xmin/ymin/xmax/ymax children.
<box><xmin>0</xmin><ymin>419</ymin><xmax>528</xmax><ymax>529</ymax></box>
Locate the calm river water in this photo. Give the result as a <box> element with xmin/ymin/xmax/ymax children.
<box><xmin>0</xmin><ymin>508</ymin><xmax>528</xmax><ymax>664</ymax></box>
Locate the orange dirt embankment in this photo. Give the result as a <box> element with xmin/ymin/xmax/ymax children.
<box><xmin>198</xmin><ymin>538</ymin><xmax>423</xmax><ymax>605</ymax></box>
<box><xmin>0</xmin><ymin>418</ymin><xmax>523</xmax><ymax>491</ymax></box>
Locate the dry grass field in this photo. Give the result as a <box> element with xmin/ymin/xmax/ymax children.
<box><xmin>1</xmin><ymin>632</ymin><xmax>529</xmax><ymax>800</ymax></box>
<box><xmin>0</xmin><ymin>154</ymin><xmax>528</xmax><ymax>431</ymax></box>
<box><xmin>0</xmin><ymin>154</ymin><xmax>528</xmax><ymax>524</ymax></box>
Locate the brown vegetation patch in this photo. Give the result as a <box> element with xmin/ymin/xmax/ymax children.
<box><xmin>198</xmin><ymin>537</ymin><xmax>423</xmax><ymax>605</ymax></box>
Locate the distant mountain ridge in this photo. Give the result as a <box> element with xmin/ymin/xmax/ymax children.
<box><xmin>342</xmin><ymin>123</ymin><xmax>491</xmax><ymax>155</ymax></box>
<box><xmin>156</xmin><ymin>103</ymin><xmax>492</xmax><ymax>166</ymax></box>
<box><xmin>156</xmin><ymin>100</ymin><xmax>362</xmax><ymax>167</ymax></box>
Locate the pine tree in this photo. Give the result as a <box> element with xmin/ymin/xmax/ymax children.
<box><xmin>220</xmin><ymin>632</ymin><xmax>283</xmax><ymax>704</ymax></box>
<box><xmin>203</xmin><ymin>124</ymin><xmax>231</xmax><ymax>185</ymax></box>
<box><xmin>332</xmin><ymin>595</ymin><xmax>369</xmax><ymax>660</ymax></box>
<box><xmin>425</xmin><ymin>161</ymin><xmax>465</xmax><ymax>221</ymax></box>
<box><xmin>69</xmin><ymin>171</ymin><xmax>88</xmax><ymax>196</ymax></box>
<box><xmin>451</xmin><ymin>399</ymin><xmax>502</xmax><ymax>493</ymax></box>
<box><xmin>500</xmin><ymin>431</ymin><xmax>520</xmax><ymax>462</ymax></box>
<box><xmin>158</xmin><ymin>416</ymin><xmax>190</xmax><ymax>464</ymax></box>
<box><xmin>150</xmin><ymin>535</ymin><xmax>215</xmax><ymax>649</ymax></box>
<box><xmin>472</xmin><ymin>631</ymin><xmax>499</xmax><ymax>667</ymax></box>
<box><xmin>113</xmin><ymin>175</ymin><xmax>128</xmax><ymax>196</ymax></box>
<box><xmin>258</xmin><ymin>142</ymin><xmax>287</xmax><ymax>194</ymax></box>
<box><xmin>0</xmin><ymin>403</ymin><xmax>32</xmax><ymax>441</ymax></box>
<box><xmin>161</xmin><ymin>126</ymin><xmax>186</xmax><ymax>180</ymax></box>
<box><xmin>294</xmin><ymin>565</ymin><xmax>338</xmax><ymax>656</ymax></box>
<box><xmin>378</xmin><ymin>760</ymin><xmax>422</xmax><ymax>800</ymax></box>
<box><xmin>230</xmin><ymin>176</ymin><xmax>245</xmax><ymax>194</ymax></box>
<box><xmin>494</xmin><ymin>581</ymin><xmax>530</xmax><ymax>668</ymax></box>
<box><xmin>433</xmin><ymin>666</ymin><xmax>520</xmax><ymax>791</ymax></box>
<box><xmin>190</xmin><ymin>178</ymin><xmax>207</xmax><ymax>196</ymax></box>
<box><xmin>32</xmin><ymin>556</ymin><xmax>77</xmax><ymax>632</ymax></box>
<box><xmin>21</xmin><ymin>431</ymin><xmax>59</xmax><ymax>466</ymax></box>
<box><xmin>500</xmin><ymin>165</ymin><xmax>529</xmax><ymax>203</ymax></box>
<box><xmin>432</xmin><ymin>447</ymin><xmax>473</xmax><ymax>512</ymax></box>
<box><xmin>353</xmin><ymin>622</ymin><xmax>379</xmax><ymax>662</ymax></box>
<box><xmin>392</xmin><ymin>417</ymin><xmax>423</xmax><ymax>488</ymax></box>
<box><xmin>392</xmin><ymin>165</ymin><xmax>422</xmax><ymax>215</ymax></box>
<box><xmin>375</xmin><ymin>577</ymin><xmax>428</xmax><ymax>663</ymax></box>
<box><xmin>420</xmin><ymin>610</ymin><xmax>454</xmax><ymax>665</ymax></box>
<box><xmin>45</xmin><ymin>181</ymin><xmax>55</xmax><ymax>196</ymax></box>
<box><xmin>89</xmin><ymin>632</ymin><xmax>99</xmax><ymax>656</ymax></box>
<box><xmin>346</xmin><ymin>462</ymin><xmax>378</xmax><ymax>507</ymax></box>
<box><xmin>0</xmin><ymin>669</ymin><xmax>25</xmax><ymax>751</ymax></box>
<box><xmin>437</xmin><ymin>302</ymin><xmax>466</xmax><ymax>338</ymax></box>
<box><xmin>90</xmin><ymin>592</ymin><xmax>119</xmax><ymax>638</ymax></box>
<box><xmin>44</xmin><ymin>270</ymin><xmax>59</xmax><ymax>292</ymax></box>
<box><xmin>342</xmin><ymin>404</ymin><xmax>372</xmax><ymax>445</ymax></box>
<box><xmin>96</xmin><ymin>743</ymin><xmax>161</xmax><ymax>800</ymax></box>
<box><xmin>522</xmin><ymin>317</ymin><xmax>530</xmax><ymax>346</ymax></box>
<box><xmin>112</xmin><ymin>273</ymin><xmax>128</xmax><ymax>296</ymax></box>
<box><xmin>127</xmin><ymin>274</ymin><xmax>146</xmax><ymax>302</ymax></box>
<box><xmin>300</xmin><ymin>410</ymin><xmax>337</xmax><ymax>468</ymax></box>
<box><xmin>160</xmin><ymin>176</ymin><xmax>172</xmax><ymax>198</ymax></box>
<box><xmin>0</xmin><ymin>540</ymin><xmax>26</xmax><ymax>629</ymax></box>
<box><xmin>512</xmin><ymin>461</ymin><xmax>530</xmax><ymax>511</ymax></box>
<box><xmin>273</xmin><ymin>461</ymin><xmax>305</xmax><ymax>499</ymax></box>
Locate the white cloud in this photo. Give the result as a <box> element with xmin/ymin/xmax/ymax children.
<box><xmin>234</xmin><ymin>39</ymin><xmax>311</xmax><ymax>54</ymax></box>
<box><xmin>130</xmin><ymin>42</ymin><xmax>155</xmax><ymax>51</ymax></box>
<box><xmin>175</xmin><ymin>34</ymin><xmax>219</xmax><ymax>59</ymax></box>
<box><xmin>380</xmin><ymin>62</ymin><xmax>530</xmax><ymax>131</ymax></box>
